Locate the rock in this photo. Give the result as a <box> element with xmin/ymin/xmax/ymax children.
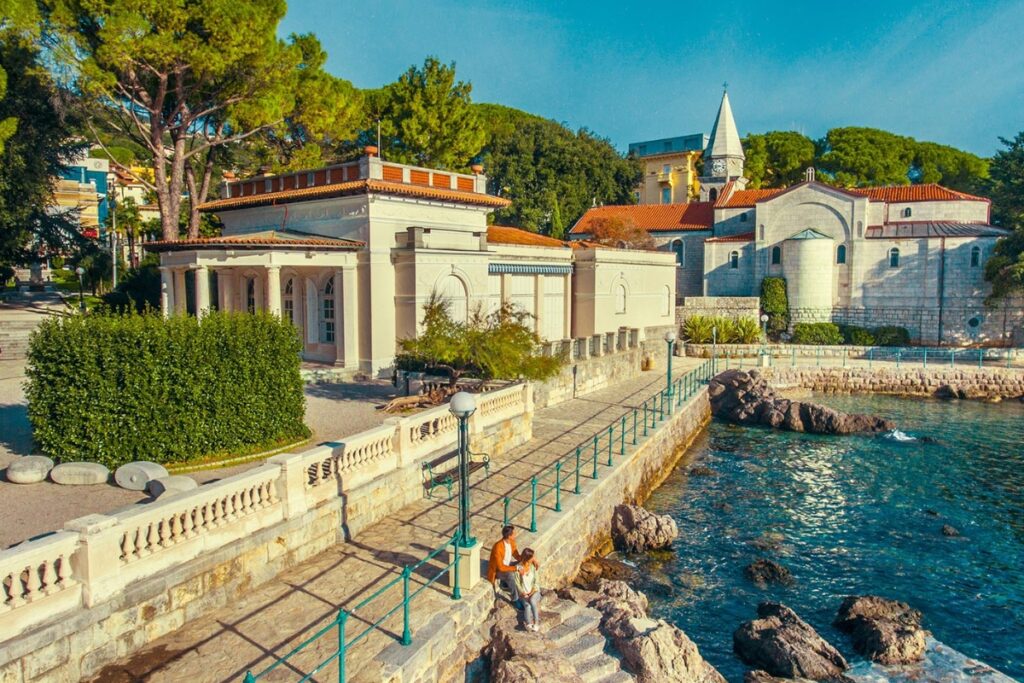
<box><xmin>6</xmin><ymin>456</ymin><xmax>54</xmax><ymax>484</ymax></box>
<box><xmin>745</xmin><ymin>671</ymin><xmax>816</xmax><ymax>683</ymax></box>
<box><xmin>941</xmin><ymin>524</ymin><xmax>960</xmax><ymax>537</ymax></box>
<box><xmin>114</xmin><ymin>461</ymin><xmax>169</xmax><ymax>491</ymax></box>
<box><xmin>611</xmin><ymin>504</ymin><xmax>679</xmax><ymax>553</ymax></box>
<box><xmin>709</xmin><ymin>370</ymin><xmax>895</xmax><ymax>435</ymax></box>
<box><xmin>745</xmin><ymin>559</ymin><xmax>795</xmax><ymax>588</ymax></box>
<box><xmin>733</xmin><ymin>602</ymin><xmax>849</xmax><ymax>680</ymax></box>
<box><xmin>147</xmin><ymin>475</ymin><xmax>198</xmax><ymax>498</ymax></box>
<box><xmin>750</xmin><ymin>532</ymin><xmax>786</xmax><ymax>552</ymax></box>
<box><xmin>833</xmin><ymin>595</ymin><xmax>927</xmax><ymax>665</ymax></box>
<box><xmin>50</xmin><ymin>462</ymin><xmax>110</xmax><ymax>486</ymax></box>
<box><xmin>924</xmin><ymin>509</ymin><xmax>939</xmax><ymax>516</ymax></box>
<box><xmin>616</xmin><ymin>617</ymin><xmax>727</xmax><ymax>683</ymax></box>
<box><xmin>689</xmin><ymin>465</ymin><xmax>717</xmax><ymax>476</ymax></box>
<box><xmin>935</xmin><ymin>384</ymin><xmax>966</xmax><ymax>400</ymax></box>
<box><xmin>575</xmin><ymin>556</ymin><xmax>637</xmax><ymax>589</ymax></box>
<box><xmin>490</xmin><ymin>600</ymin><xmax>583</xmax><ymax>683</ymax></box>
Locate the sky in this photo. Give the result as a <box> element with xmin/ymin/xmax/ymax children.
<box><xmin>280</xmin><ymin>0</ymin><xmax>1024</xmax><ymax>157</ymax></box>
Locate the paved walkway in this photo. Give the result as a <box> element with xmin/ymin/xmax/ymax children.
<box><xmin>91</xmin><ymin>359</ymin><xmax>703</xmax><ymax>682</ymax></box>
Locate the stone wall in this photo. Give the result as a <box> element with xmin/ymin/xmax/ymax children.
<box><xmin>676</xmin><ymin>296</ymin><xmax>761</xmax><ymax>324</ymax></box>
<box><xmin>761</xmin><ymin>366</ymin><xmax>1024</xmax><ymax>401</ymax></box>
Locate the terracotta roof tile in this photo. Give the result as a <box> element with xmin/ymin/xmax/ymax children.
<box><xmin>848</xmin><ymin>183</ymin><xmax>989</xmax><ymax>203</ymax></box>
<box><xmin>865</xmin><ymin>222</ymin><xmax>1009</xmax><ymax>239</ymax></box>
<box><xmin>720</xmin><ymin>188</ymin><xmax>785</xmax><ymax>207</ymax></box>
<box><xmin>570</xmin><ymin>202</ymin><xmax>714</xmax><ymax>234</ymax></box>
<box><xmin>199</xmin><ymin>179</ymin><xmax>510</xmax><ymax>212</ymax></box>
<box><xmin>486</xmin><ymin>226</ymin><xmax>568</xmax><ymax>248</ymax></box>
<box><xmin>144</xmin><ymin>230</ymin><xmax>364</xmax><ymax>252</ymax></box>
<box><xmin>704</xmin><ymin>231</ymin><xmax>755</xmax><ymax>243</ymax></box>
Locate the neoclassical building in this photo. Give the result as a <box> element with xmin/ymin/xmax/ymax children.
<box><xmin>573</xmin><ymin>93</ymin><xmax>1021</xmax><ymax>345</ymax></box>
<box><xmin>147</xmin><ymin>151</ymin><xmax>677</xmax><ymax>374</ymax></box>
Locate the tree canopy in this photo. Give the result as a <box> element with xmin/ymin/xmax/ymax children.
<box><xmin>743</xmin><ymin>131</ymin><xmax>816</xmax><ymax>189</ymax></box>
<box><xmin>983</xmin><ymin>132</ymin><xmax>1024</xmax><ymax>302</ymax></box>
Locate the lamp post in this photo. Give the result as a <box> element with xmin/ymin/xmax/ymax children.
<box><xmin>760</xmin><ymin>313</ymin><xmax>769</xmax><ymax>338</ymax></box>
<box><xmin>664</xmin><ymin>330</ymin><xmax>676</xmax><ymax>403</ymax></box>
<box><xmin>75</xmin><ymin>266</ymin><xmax>85</xmax><ymax>312</ymax></box>
<box><xmin>449</xmin><ymin>391</ymin><xmax>477</xmax><ymax>548</ymax></box>
<box><xmin>711</xmin><ymin>324</ymin><xmax>718</xmax><ymax>371</ymax></box>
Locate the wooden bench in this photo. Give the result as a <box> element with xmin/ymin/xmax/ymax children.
<box><xmin>423</xmin><ymin>449</ymin><xmax>490</xmax><ymax>500</ymax></box>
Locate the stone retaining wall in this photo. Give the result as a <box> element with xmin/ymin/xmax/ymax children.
<box><xmin>676</xmin><ymin>296</ymin><xmax>760</xmax><ymax>324</ymax></box>
<box><xmin>761</xmin><ymin>366</ymin><xmax>1024</xmax><ymax>401</ymax></box>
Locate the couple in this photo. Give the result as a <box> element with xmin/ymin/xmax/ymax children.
<box><xmin>487</xmin><ymin>525</ymin><xmax>542</xmax><ymax>632</ymax></box>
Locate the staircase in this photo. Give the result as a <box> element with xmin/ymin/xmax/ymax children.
<box><xmin>541</xmin><ymin>595</ymin><xmax>634</xmax><ymax>683</ymax></box>
<box><xmin>0</xmin><ymin>320</ymin><xmax>40</xmax><ymax>360</ymax></box>
<box><xmin>0</xmin><ymin>292</ymin><xmax>67</xmax><ymax>361</ymax></box>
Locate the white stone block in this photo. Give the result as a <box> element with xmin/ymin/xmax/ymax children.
<box><xmin>6</xmin><ymin>455</ymin><xmax>55</xmax><ymax>484</ymax></box>
<box><xmin>147</xmin><ymin>475</ymin><xmax>198</xmax><ymax>498</ymax></box>
<box><xmin>447</xmin><ymin>539</ymin><xmax>481</xmax><ymax>591</ymax></box>
<box><xmin>50</xmin><ymin>462</ymin><xmax>110</xmax><ymax>485</ymax></box>
<box><xmin>114</xmin><ymin>461</ymin><xmax>169</xmax><ymax>491</ymax></box>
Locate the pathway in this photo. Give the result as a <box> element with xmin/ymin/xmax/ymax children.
<box><xmin>90</xmin><ymin>359</ymin><xmax>703</xmax><ymax>682</ymax></box>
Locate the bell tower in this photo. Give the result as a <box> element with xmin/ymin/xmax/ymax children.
<box><xmin>699</xmin><ymin>87</ymin><xmax>745</xmax><ymax>202</ymax></box>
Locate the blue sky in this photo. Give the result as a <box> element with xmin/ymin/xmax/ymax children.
<box><xmin>280</xmin><ymin>0</ymin><xmax>1024</xmax><ymax>157</ymax></box>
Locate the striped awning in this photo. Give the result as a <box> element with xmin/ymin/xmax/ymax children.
<box><xmin>488</xmin><ymin>263</ymin><xmax>573</xmax><ymax>275</ymax></box>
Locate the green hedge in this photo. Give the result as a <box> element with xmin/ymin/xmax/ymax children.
<box><xmin>760</xmin><ymin>277</ymin><xmax>789</xmax><ymax>337</ymax></box>
<box><xmin>792</xmin><ymin>322</ymin><xmax>843</xmax><ymax>345</ymax></box>
<box><xmin>872</xmin><ymin>325</ymin><xmax>911</xmax><ymax>346</ymax></box>
<box><xmin>839</xmin><ymin>324</ymin><xmax>876</xmax><ymax>345</ymax></box>
<box><xmin>682</xmin><ymin>315</ymin><xmax>762</xmax><ymax>344</ymax></box>
<box><xmin>25</xmin><ymin>312</ymin><xmax>309</xmax><ymax>468</ymax></box>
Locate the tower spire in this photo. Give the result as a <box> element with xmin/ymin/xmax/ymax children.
<box><xmin>705</xmin><ymin>90</ymin><xmax>744</xmax><ymax>163</ymax></box>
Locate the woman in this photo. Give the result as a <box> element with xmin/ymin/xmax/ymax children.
<box><xmin>514</xmin><ymin>548</ymin><xmax>542</xmax><ymax>632</ymax></box>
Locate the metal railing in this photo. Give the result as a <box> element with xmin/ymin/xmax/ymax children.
<box><xmin>712</xmin><ymin>345</ymin><xmax>1021</xmax><ymax>370</ymax></box>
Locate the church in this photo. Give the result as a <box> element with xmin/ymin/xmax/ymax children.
<box><xmin>571</xmin><ymin>92</ymin><xmax>1022</xmax><ymax>346</ymax></box>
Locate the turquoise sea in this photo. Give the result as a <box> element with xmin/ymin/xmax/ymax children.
<box><xmin>633</xmin><ymin>394</ymin><xmax>1024</xmax><ymax>682</ymax></box>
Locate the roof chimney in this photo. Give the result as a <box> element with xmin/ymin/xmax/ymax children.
<box><xmin>364</xmin><ymin>145</ymin><xmax>379</xmax><ymax>158</ymax></box>
<box><xmin>471</xmin><ymin>163</ymin><xmax>484</xmax><ymax>174</ymax></box>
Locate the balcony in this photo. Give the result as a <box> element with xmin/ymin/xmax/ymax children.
<box><xmin>657</xmin><ymin>171</ymin><xmax>673</xmax><ymax>184</ymax></box>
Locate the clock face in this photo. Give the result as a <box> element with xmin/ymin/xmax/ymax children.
<box><xmin>711</xmin><ymin>159</ymin><xmax>727</xmax><ymax>176</ymax></box>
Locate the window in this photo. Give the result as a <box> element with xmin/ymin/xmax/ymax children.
<box><xmin>283</xmin><ymin>279</ymin><xmax>294</xmax><ymax>324</ymax></box>
<box><xmin>662</xmin><ymin>285</ymin><xmax>672</xmax><ymax>316</ymax></box>
<box><xmin>321</xmin><ymin>277</ymin><xmax>335</xmax><ymax>343</ymax></box>
<box><xmin>614</xmin><ymin>283</ymin><xmax>626</xmax><ymax>314</ymax></box>
<box><xmin>730</xmin><ymin>251</ymin><xmax>739</xmax><ymax>269</ymax></box>
<box><xmin>889</xmin><ymin>248</ymin><xmax>900</xmax><ymax>268</ymax></box>
<box><xmin>902</xmin><ymin>207</ymin><xmax>912</xmax><ymax>218</ymax></box>
<box><xmin>672</xmin><ymin>239</ymin><xmax>684</xmax><ymax>265</ymax></box>
<box><xmin>771</xmin><ymin>246</ymin><xmax>781</xmax><ymax>265</ymax></box>
<box><xmin>662</xmin><ymin>164</ymin><xmax>671</xmax><ymax>174</ymax></box>
<box><xmin>633</xmin><ymin>191</ymin><xmax>640</xmax><ymax>203</ymax></box>
<box><xmin>968</xmin><ymin>316</ymin><xmax>980</xmax><ymax>329</ymax></box>
<box><xmin>661</xmin><ymin>187</ymin><xmax>671</xmax><ymax>204</ymax></box>
<box><xmin>438</xmin><ymin>274</ymin><xmax>468</xmax><ymax>322</ymax></box>
<box><xmin>740</xmin><ymin>212</ymin><xmax>748</xmax><ymax>222</ymax></box>
<box><xmin>970</xmin><ymin>246</ymin><xmax>981</xmax><ymax>267</ymax></box>
<box><xmin>246</xmin><ymin>277</ymin><xmax>256</xmax><ymax>313</ymax></box>
<box><xmin>709</xmin><ymin>188</ymin><xmax>718</xmax><ymax>202</ymax></box>
<box><xmin>837</xmin><ymin>244</ymin><xmax>847</xmax><ymax>264</ymax></box>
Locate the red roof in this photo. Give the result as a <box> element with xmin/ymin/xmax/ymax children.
<box><xmin>704</xmin><ymin>232</ymin><xmax>755</xmax><ymax>243</ymax></box>
<box><xmin>486</xmin><ymin>226</ymin><xmax>568</xmax><ymax>248</ymax></box>
<box><xmin>719</xmin><ymin>188</ymin><xmax>784</xmax><ymax>207</ymax></box>
<box><xmin>570</xmin><ymin>202</ymin><xmax>714</xmax><ymax>234</ymax></box>
<box><xmin>848</xmin><ymin>184</ymin><xmax>988</xmax><ymax>203</ymax></box>
<box><xmin>144</xmin><ymin>230</ymin><xmax>364</xmax><ymax>252</ymax></box>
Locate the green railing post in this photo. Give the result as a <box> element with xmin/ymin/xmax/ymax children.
<box><xmin>978</xmin><ymin>348</ymin><xmax>983</xmax><ymax>368</ymax></box>
<box><xmin>607</xmin><ymin>425</ymin><xmax>613</xmax><ymax>465</ymax></box>
<box><xmin>337</xmin><ymin>609</ymin><xmax>348</xmax><ymax>683</ymax></box>
<box><xmin>816</xmin><ymin>347</ymin><xmax>821</xmax><ymax>366</ymax></box>
<box><xmin>503</xmin><ymin>497</ymin><xmax>510</xmax><ymax>525</ymax></box>
<box><xmin>244</xmin><ymin>672</ymin><xmax>255</xmax><ymax>683</ymax></box>
<box><xmin>632</xmin><ymin>408</ymin><xmax>638</xmax><ymax>445</ymax></box>
<box><xmin>554</xmin><ymin>463</ymin><xmax>563</xmax><ymax>512</ymax></box>
<box><xmin>401</xmin><ymin>566</ymin><xmax>412</xmax><ymax>645</ymax></box>
<box><xmin>643</xmin><ymin>402</ymin><xmax>649</xmax><ymax>436</ymax></box>
<box><xmin>591</xmin><ymin>435</ymin><xmax>599</xmax><ymax>479</ymax></box>
<box><xmin>950</xmin><ymin>349</ymin><xmax>954</xmax><ymax>367</ymax></box>
<box><xmin>791</xmin><ymin>347</ymin><xmax>796</xmax><ymax>367</ymax></box>
<box><xmin>869</xmin><ymin>348</ymin><xmax>873</xmax><ymax>369</ymax></box>
<box><xmin>619</xmin><ymin>415</ymin><xmax>626</xmax><ymax>454</ymax></box>
<box><xmin>923</xmin><ymin>347</ymin><xmax>927</xmax><ymax>368</ymax></box>
<box><xmin>529</xmin><ymin>477</ymin><xmax>538</xmax><ymax>532</ymax></box>
<box><xmin>574</xmin><ymin>446</ymin><xmax>581</xmax><ymax>494</ymax></box>
<box><xmin>843</xmin><ymin>347</ymin><xmax>847</xmax><ymax>368</ymax></box>
<box><xmin>896</xmin><ymin>349</ymin><xmax>901</xmax><ymax>368</ymax></box>
<box><xmin>452</xmin><ymin>535</ymin><xmax>462</xmax><ymax>600</ymax></box>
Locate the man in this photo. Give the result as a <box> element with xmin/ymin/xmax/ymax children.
<box><xmin>487</xmin><ymin>525</ymin><xmax>522</xmax><ymax>601</ymax></box>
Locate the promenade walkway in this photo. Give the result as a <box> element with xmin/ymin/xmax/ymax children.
<box><xmin>92</xmin><ymin>359</ymin><xmax>703</xmax><ymax>683</ymax></box>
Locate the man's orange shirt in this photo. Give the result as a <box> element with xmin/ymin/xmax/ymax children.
<box><xmin>487</xmin><ymin>538</ymin><xmax>521</xmax><ymax>583</ymax></box>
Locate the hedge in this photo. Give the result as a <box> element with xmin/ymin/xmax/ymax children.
<box><xmin>760</xmin><ymin>277</ymin><xmax>789</xmax><ymax>337</ymax></box>
<box><xmin>25</xmin><ymin>311</ymin><xmax>309</xmax><ymax>468</ymax></box>
<box><xmin>872</xmin><ymin>325</ymin><xmax>911</xmax><ymax>346</ymax></box>
<box><xmin>683</xmin><ymin>315</ymin><xmax>762</xmax><ymax>344</ymax></box>
<box><xmin>839</xmin><ymin>324</ymin><xmax>876</xmax><ymax>345</ymax></box>
<box><xmin>791</xmin><ymin>322</ymin><xmax>843</xmax><ymax>345</ymax></box>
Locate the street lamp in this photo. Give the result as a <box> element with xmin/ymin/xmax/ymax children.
<box><xmin>712</xmin><ymin>324</ymin><xmax>718</xmax><ymax>372</ymax></box>
<box><xmin>449</xmin><ymin>391</ymin><xmax>477</xmax><ymax>548</ymax></box>
<box><xmin>664</xmin><ymin>329</ymin><xmax>677</xmax><ymax>403</ymax></box>
<box><xmin>75</xmin><ymin>266</ymin><xmax>85</xmax><ymax>312</ymax></box>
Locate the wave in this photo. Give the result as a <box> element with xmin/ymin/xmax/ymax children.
<box><xmin>883</xmin><ymin>429</ymin><xmax>917</xmax><ymax>442</ymax></box>
<box><xmin>848</xmin><ymin>637</ymin><xmax>1017</xmax><ymax>682</ymax></box>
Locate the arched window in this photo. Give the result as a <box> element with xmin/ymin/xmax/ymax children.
<box><xmin>730</xmin><ymin>251</ymin><xmax>739</xmax><ymax>269</ymax></box>
<box><xmin>889</xmin><ymin>248</ymin><xmax>900</xmax><ymax>268</ymax></box>
<box><xmin>672</xmin><ymin>239</ymin><xmax>684</xmax><ymax>265</ymax></box>
<box><xmin>836</xmin><ymin>245</ymin><xmax>847</xmax><ymax>264</ymax></box>
<box><xmin>283</xmin><ymin>279</ymin><xmax>295</xmax><ymax>324</ymax></box>
<box><xmin>662</xmin><ymin>285</ymin><xmax>672</xmax><ymax>316</ymax></box>
<box><xmin>902</xmin><ymin>207</ymin><xmax>912</xmax><ymax>218</ymax></box>
<box><xmin>709</xmin><ymin>188</ymin><xmax>719</xmax><ymax>203</ymax></box>
<box><xmin>614</xmin><ymin>283</ymin><xmax>626</xmax><ymax>314</ymax></box>
<box><xmin>438</xmin><ymin>274</ymin><xmax>468</xmax><ymax>322</ymax></box>
<box><xmin>321</xmin><ymin>277</ymin><xmax>335</xmax><ymax>343</ymax></box>
<box><xmin>771</xmin><ymin>246</ymin><xmax>781</xmax><ymax>265</ymax></box>
<box><xmin>970</xmin><ymin>246</ymin><xmax>981</xmax><ymax>267</ymax></box>
<box><xmin>740</xmin><ymin>212</ymin><xmax>748</xmax><ymax>222</ymax></box>
<box><xmin>246</xmin><ymin>277</ymin><xmax>256</xmax><ymax>313</ymax></box>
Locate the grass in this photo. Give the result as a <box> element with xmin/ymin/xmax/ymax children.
<box><xmin>163</xmin><ymin>431</ymin><xmax>313</xmax><ymax>475</ymax></box>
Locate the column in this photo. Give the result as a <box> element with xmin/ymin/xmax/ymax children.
<box><xmin>194</xmin><ymin>265</ymin><xmax>210</xmax><ymax>319</ymax></box>
<box><xmin>173</xmin><ymin>270</ymin><xmax>187</xmax><ymax>315</ymax></box>
<box><xmin>563</xmin><ymin>273</ymin><xmax>572</xmax><ymax>340</ymax></box>
<box><xmin>533</xmin><ymin>274</ymin><xmax>544</xmax><ymax>336</ymax></box>
<box><xmin>159</xmin><ymin>267</ymin><xmax>174</xmax><ymax>318</ymax></box>
<box><xmin>220</xmin><ymin>269</ymin><xmax>234</xmax><ymax>312</ymax></box>
<box><xmin>340</xmin><ymin>267</ymin><xmax>358</xmax><ymax>368</ymax></box>
<box><xmin>266</xmin><ymin>265</ymin><xmax>282</xmax><ymax>316</ymax></box>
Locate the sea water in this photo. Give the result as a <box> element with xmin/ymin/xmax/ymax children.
<box><xmin>632</xmin><ymin>394</ymin><xmax>1024</xmax><ymax>682</ymax></box>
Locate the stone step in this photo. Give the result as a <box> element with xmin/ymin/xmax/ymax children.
<box><xmin>557</xmin><ymin>632</ymin><xmax>605</xmax><ymax>662</ymax></box>
<box><xmin>593</xmin><ymin>670</ymin><xmax>635</xmax><ymax>683</ymax></box>
<box><xmin>542</xmin><ymin>599</ymin><xmax>584</xmax><ymax>628</ymax></box>
<box><xmin>576</xmin><ymin>653</ymin><xmax>621</xmax><ymax>681</ymax></box>
<box><xmin>547</xmin><ymin>611</ymin><xmax>599</xmax><ymax>647</ymax></box>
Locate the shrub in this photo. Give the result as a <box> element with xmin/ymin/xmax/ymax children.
<box><xmin>760</xmin><ymin>277</ymin><xmax>789</xmax><ymax>338</ymax></box>
<box><xmin>25</xmin><ymin>311</ymin><xmax>308</xmax><ymax>468</ymax></box>
<box><xmin>839</xmin><ymin>324</ymin><xmax>876</xmax><ymax>346</ymax></box>
<box><xmin>792</xmin><ymin>322</ymin><xmax>843</xmax><ymax>345</ymax></box>
<box><xmin>683</xmin><ymin>315</ymin><xmax>761</xmax><ymax>344</ymax></box>
<box><xmin>872</xmin><ymin>325</ymin><xmax>910</xmax><ymax>346</ymax></box>
<box><xmin>732</xmin><ymin>317</ymin><xmax>763</xmax><ymax>344</ymax></box>
<box><xmin>682</xmin><ymin>315</ymin><xmax>715</xmax><ymax>343</ymax></box>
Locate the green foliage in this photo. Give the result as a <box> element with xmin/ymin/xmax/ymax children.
<box><xmin>743</xmin><ymin>131</ymin><xmax>816</xmax><ymax>189</ymax></box>
<box><xmin>760</xmin><ymin>277</ymin><xmax>789</xmax><ymax>337</ymax></box>
<box><xmin>25</xmin><ymin>312</ymin><xmax>308</xmax><ymax>468</ymax></box>
<box><xmin>872</xmin><ymin>326</ymin><xmax>910</xmax><ymax>347</ymax></box>
<box><xmin>839</xmin><ymin>324</ymin><xmax>875</xmax><ymax>346</ymax></box>
<box><xmin>731</xmin><ymin>317</ymin><xmax>763</xmax><ymax>344</ymax></box>
<box><xmin>682</xmin><ymin>315</ymin><xmax>715</xmax><ymax>344</ymax></box>
<box><xmin>912</xmin><ymin>141</ymin><xmax>989</xmax><ymax>194</ymax></box>
<box><xmin>985</xmin><ymin>132</ymin><xmax>1024</xmax><ymax>303</ymax></box>
<box><xmin>397</xmin><ymin>293</ymin><xmax>564</xmax><ymax>382</ymax></box>
<box><xmin>792</xmin><ymin>322</ymin><xmax>843</xmax><ymax>345</ymax></box>
<box><xmin>101</xmin><ymin>253</ymin><xmax>160</xmax><ymax>313</ymax></box>
<box><xmin>477</xmin><ymin>103</ymin><xmax>641</xmax><ymax>233</ymax></box>
<box><xmin>682</xmin><ymin>315</ymin><xmax>760</xmax><ymax>344</ymax></box>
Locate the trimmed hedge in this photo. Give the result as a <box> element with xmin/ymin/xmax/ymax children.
<box><xmin>792</xmin><ymin>322</ymin><xmax>843</xmax><ymax>345</ymax></box>
<box><xmin>760</xmin><ymin>277</ymin><xmax>789</xmax><ymax>337</ymax></box>
<box><xmin>839</xmin><ymin>324</ymin><xmax>876</xmax><ymax>345</ymax></box>
<box><xmin>873</xmin><ymin>325</ymin><xmax>911</xmax><ymax>346</ymax></box>
<box><xmin>25</xmin><ymin>312</ymin><xmax>309</xmax><ymax>468</ymax></box>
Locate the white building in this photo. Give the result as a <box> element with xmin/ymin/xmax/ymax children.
<box><xmin>147</xmin><ymin>150</ymin><xmax>677</xmax><ymax>374</ymax></box>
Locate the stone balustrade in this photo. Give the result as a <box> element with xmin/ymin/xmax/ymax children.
<box><xmin>0</xmin><ymin>533</ymin><xmax>80</xmax><ymax>635</ymax></box>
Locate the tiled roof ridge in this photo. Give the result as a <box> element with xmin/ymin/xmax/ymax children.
<box><xmin>486</xmin><ymin>225</ymin><xmax>570</xmax><ymax>248</ymax></box>
<box><xmin>704</xmin><ymin>231</ymin><xmax>755</xmax><ymax>243</ymax></box>
<box><xmin>145</xmin><ymin>231</ymin><xmax>365</xmax><ymax>251</ymax></box>
<box><xmin>569</xmin><ymin>202</ymin><xmax>715</xmax><ymax>234</ymax></box>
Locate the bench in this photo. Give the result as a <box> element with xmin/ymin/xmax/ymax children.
<box><xmin>423</xmin><ymin>449</ymin><xmax>490</xmax><ymax>500</ymax></box>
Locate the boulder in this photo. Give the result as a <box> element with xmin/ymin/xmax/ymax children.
<box><xmin>709</xmin><ymin>370</ymin><xmax>894</xmax><ymax>435</ymax></box>
<box><xmin>733</xmin><ymin>602</ymin><xmax>848</xmax><ymax>680</ymax></box>
<box><xmin>745</xmin><ymin>671</ymin><xmax>816</xmax><ymax>683</ymax></box>
<box><xmin>616</xmin><ymin>617</ymin><xmax>727</xmax><ymax>683</ymax></box>
<box><xmin>941</xmin><ymin>524</ymin><xmax>960</xmax><ymax>537</ymax></box>
<box><xmin>6</xmin><ymin>456</ymin><xmax>54</xmax><ymax>484</ymax></box>
<box><xmin>574</xmin><ymin>556</ymin><xmax>637</xmax><ymax>589</ymax></box>
<box><xmin>490</xmin><ymin>600</ymin><xmax>582</xmax><ymax>683</ymax></box>
<box><xmin>147</xmin><ymin>475</ymin><xmax>198</xmax><ymax>498</ymax></box>
<box><xmin>611</xmin><ymin>504</ymin><xmax>679</xmax><ymax>553</ymax></box>
<box><xmin>114</xmin><ymin>461</ymin><xmax>169</xmax><ymax>491</ymax></box>
<box><xmin>50</xmin><ymin>462</ymin><xmax>109</xmax><ymax>486</ymax></box>
<box><xmin>833</xmin><ymin>595</ymin><xmax>927</xmax><ymax>665</ymax></box>
<box><xmin>744</xmin><ymin>559</ymin><xmax>795</xmax><ymax>588</ymax></box>
<box><xmin>689</xmin><ymin>465</ymin><xmax>717</xmax><ymax>476</ymax></box>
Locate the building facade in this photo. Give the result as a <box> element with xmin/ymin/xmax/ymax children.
<box><xmin>147</xmin><ymin>151</ymin><xmax>677</xmax><ymax>374</ymax></box>
<box><xmin>628</xmin><ymin>134</ymin><xmax>706</xmax><ymax>205</ymax></box>
<box><xmin>574</xmin><ymin>94</ymin><xmax>1022</xmax><ymax>346</ymax></box>
<box><xmin>54</xmin><ymin>154</ymin><xmax>110</xmax><ymax>238</ymax></box>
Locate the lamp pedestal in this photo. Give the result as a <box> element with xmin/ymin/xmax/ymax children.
<box><xmin>446</xmin><ymin>538</ymin><xmax>481</xmax><ymax>591</ymax></box>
